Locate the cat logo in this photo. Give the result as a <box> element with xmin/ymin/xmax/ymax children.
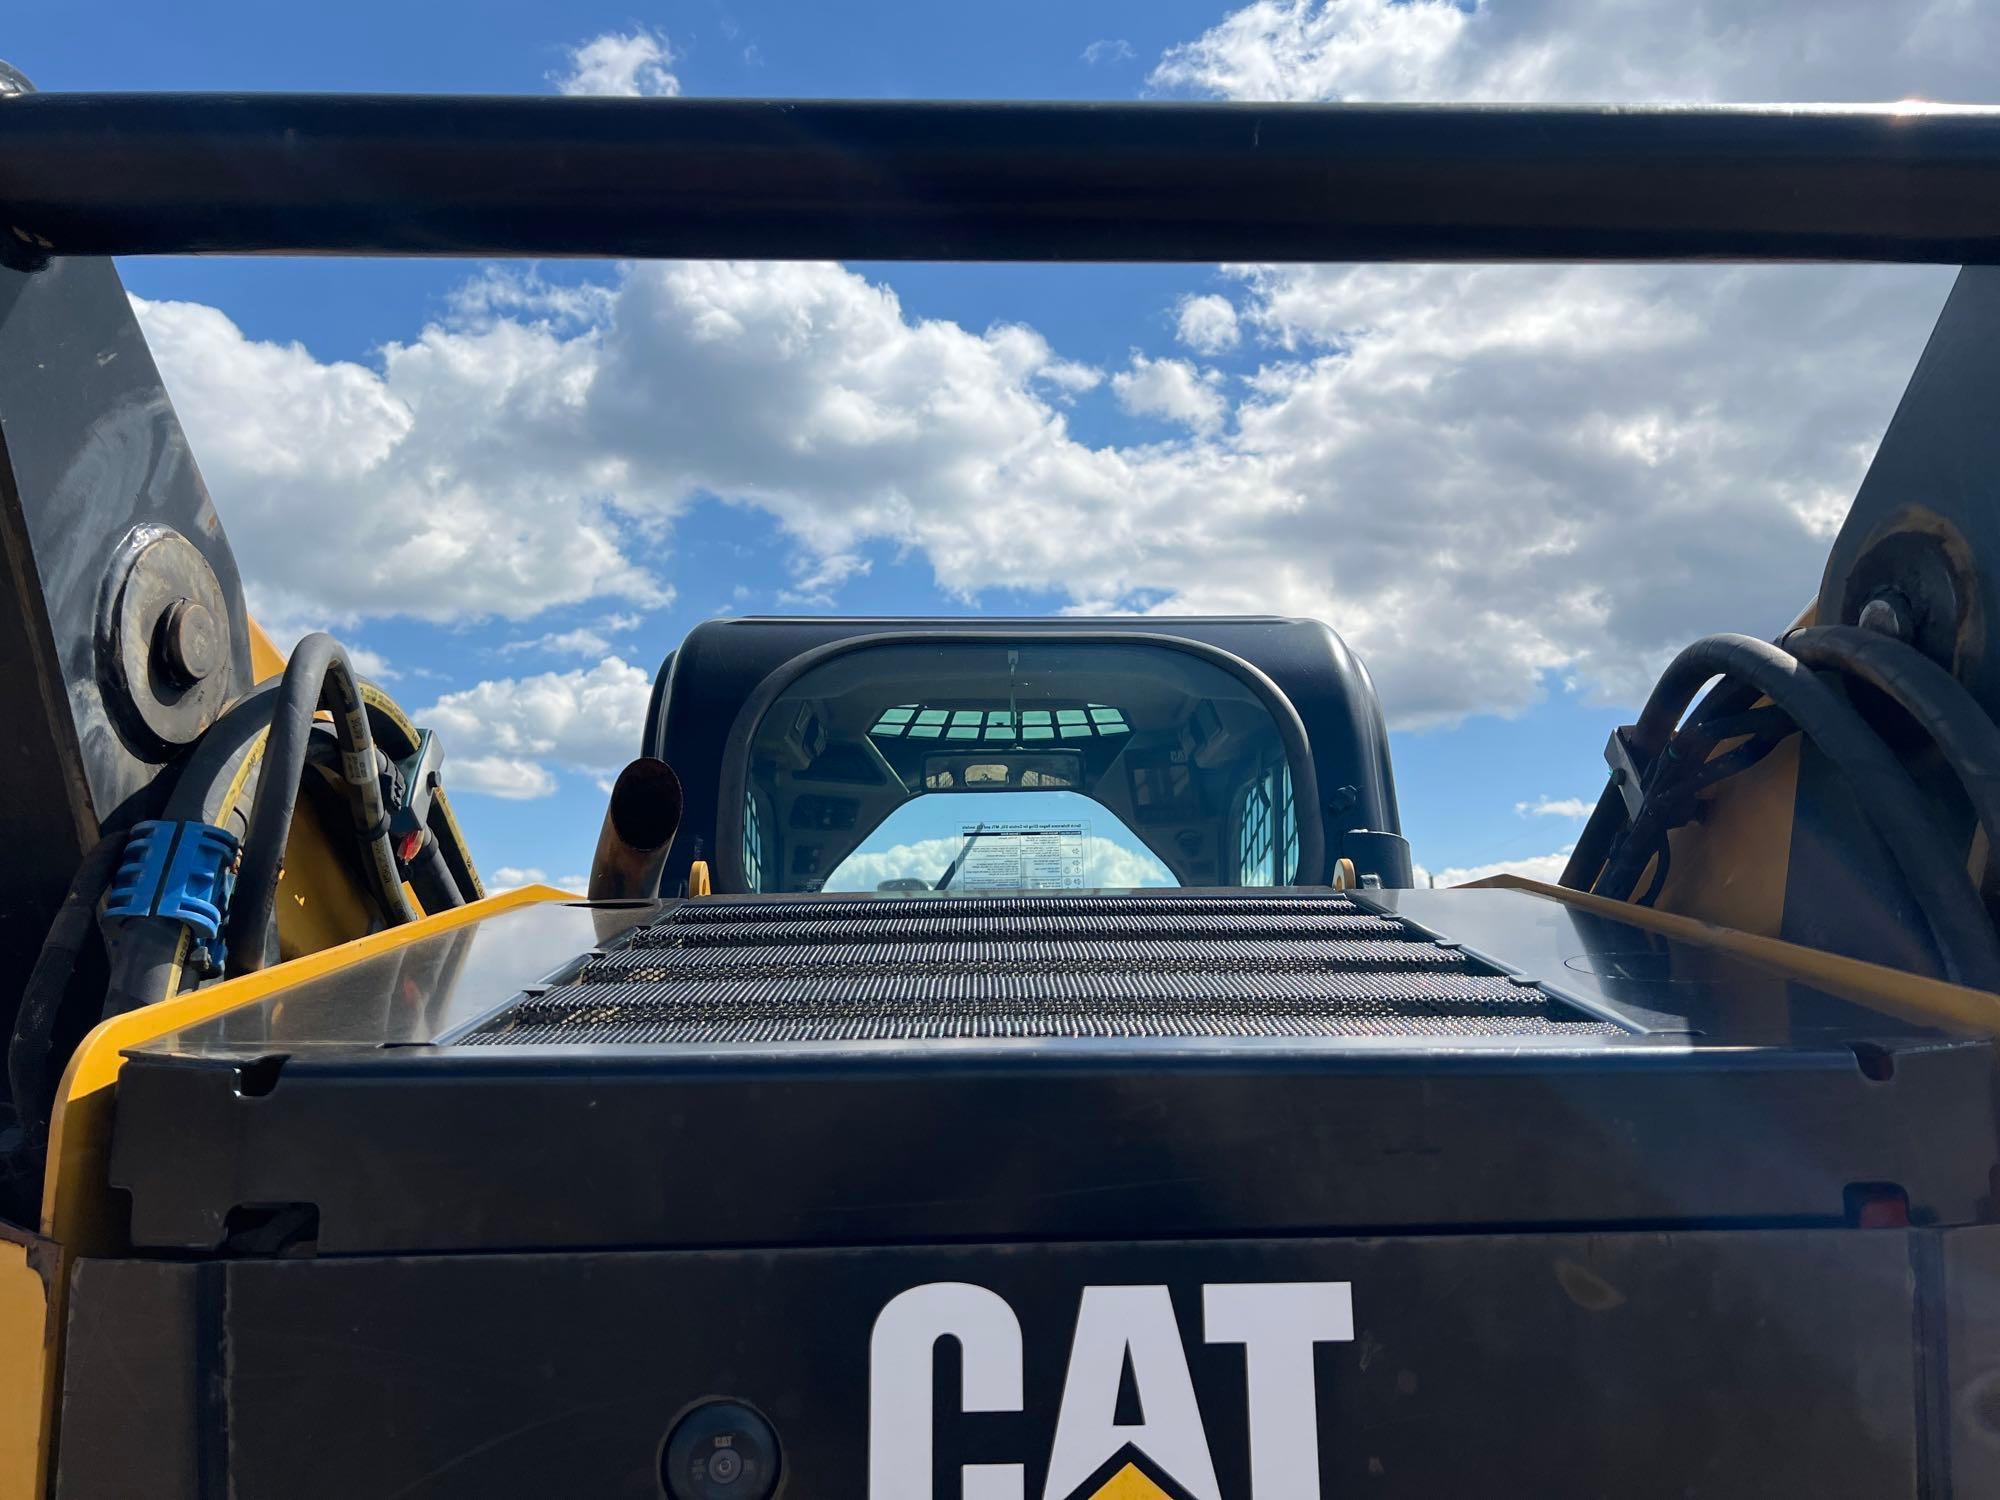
<box><xmin>869</xmin><ymin>1280</ymin><xmax>1354</xmax><ymax>1499</ymax></box>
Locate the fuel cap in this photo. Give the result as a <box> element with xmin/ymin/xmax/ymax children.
<box><xmin>662</xmin><ymin>1399</ymin><xmax>781</xmax><ymax>1500</ymax></box>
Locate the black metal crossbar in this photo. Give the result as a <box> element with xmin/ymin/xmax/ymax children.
<box><xmin>5</xmin><ymin>93</ymin><xmax>2000</xmax><ymax>262</ymax></box>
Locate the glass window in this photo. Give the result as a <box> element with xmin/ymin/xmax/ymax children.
<box><xmin>1278</xmin><ymin>762</ymin><xmax>1300</xmax><ymax>884</ymax></box>
<box><xmin>737</xmin><ymin>640</ymin><xmax>1304</xmax><ymax>894</ymax></box>
<box><xmin>742</xmin><ymin>789</ymin><xmax>766</xmax><ymax>891</ymax></box>
<box><xmin>1237</xmin><ymin>777</ymin><xmax>1275</xmax><ymax>886</ymax></box>
<box><xmin>1234</xmin><ymin>759</ymin><xmax>1297</xmax><ymax>886</ymax></box>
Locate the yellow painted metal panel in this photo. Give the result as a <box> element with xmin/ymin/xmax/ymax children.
<box><xmin>273</xmin><ymin>787</ymin><xmax>395</xmax><ymax>959</ymax></box>
<box><xmin>1652</xmin><ymin>736</ymin><xmax>1801</xmax><ymax>938</ymax></box>
<box><xmin>0</xmin><ymin>1233</ymin><xmax>55</xmax><ymax>1500</ymax></box>
<box><xmin>244</xmin><ymin>613</ymin><xmax>286</xmax><ymax>682</ymax></box>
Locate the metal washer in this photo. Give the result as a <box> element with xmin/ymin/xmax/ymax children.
<box><xmin>103</xmin><ymin>526</ymin><xmax>233</xmax><ymax>748</ymax></box>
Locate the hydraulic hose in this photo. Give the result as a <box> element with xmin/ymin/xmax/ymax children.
<box><xmin>358</xmin><ymin>678</ymin><xmax>483</xmax><ymax>904</ymax></box>
<box><xmin>1559</xmin><ymin>794</ymin><xmax>1628</xmax><ymax>893</ymax></box>
<box><xmin>100</xmin><ymin>684</ymin><xmax>280</xmax><ymax>1016</ymax></box>
<box><xmin>223</xmin><ymin>634</ymin><xmax>418</xmax><ymax>975</ymax></box>
<box><xmin>1602</xmin><ymin>633</ymin><xmax>2000</xmax><ymax>989</ymax></box>
<box><xmin>1783</xmin><ymin>625</ymin><xmax>2000</xmax><ymax>888</ymax></box>
<box><xmin>103</xmin><ymin>660</ymin><xmax>478</xmax><ymax>1011</ymax></box>
<box><xmin>1560</xmin><ymin>676</ymin><xmax>1761</xmax><ymax>892</ymax></box>
<box><xmin>6</xmin><ymin>834</ymin><xmax>126</xmax><ymax>1150</ymax></box>
<box><xmin>409</xmin><ymin>840</ymin><xmax>465</xmax><ymax>911</ymax></box>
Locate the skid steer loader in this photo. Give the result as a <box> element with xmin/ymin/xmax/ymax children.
<box><xmin>3</xmin><ymin>74</ymin><xmax>2000</xmax><ymax>1497</ymax></box>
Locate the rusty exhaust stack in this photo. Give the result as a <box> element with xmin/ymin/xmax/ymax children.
<box><xmin>587</xmin><ymin>757</ymin><xmax>684</xmax><ymax>901</ymax></box>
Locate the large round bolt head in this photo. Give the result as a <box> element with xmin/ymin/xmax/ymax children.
<box><xmin>158</xmin><ymin>598</ymin><xmax>224</xmax><ymax>685</ymax></box>
<box><xmin>1857</xmin><ymin>592</ymin><xmax>1913</xmax><ymax>642</ymax></box>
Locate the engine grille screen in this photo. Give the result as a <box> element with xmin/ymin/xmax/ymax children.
<box><xmin>462</xmin><ymin>892</ymin><xmax>1623</xmax><ymax>1045</ymax></box>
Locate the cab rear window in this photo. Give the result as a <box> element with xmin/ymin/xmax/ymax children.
<box><xmin>738</xmin><ymin>640</ymin><xmax>1300</xmax><ymax>893</ymax></box>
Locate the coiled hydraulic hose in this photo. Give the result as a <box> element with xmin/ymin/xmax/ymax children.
<box><xmin>97</xmin><ymin>662</ymin><xmax>478</xmax><ymax>1015</ymax></box>
<box><xmin>356</xmin><ymin>677</ymin><xmax>483</xmax><ymax>906</ymax></box>
<box><xmin>1560</xmin><ymin>676</ymin><xmax>1759</xmax><ymax>891</ymax></box>
<box><xmin>1783</xmin><ymin>625</ymin><xmax>2000</xmax><ymax>889</ymax></box>
<box><xmin>1591</xmin><ymin>633</ymin><xmax>2000</xmax><ymax>989</ymax></box>
<box><xmin>409</xmin><ymin>840</ymin><xmax>466</xmax><ymax>910</ymax></box>
<box><xmin>223</xmin><ymin>633</ymin><xmax>418</xmax><ymax>975</ymax></box>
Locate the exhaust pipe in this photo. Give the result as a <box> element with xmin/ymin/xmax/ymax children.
<box><xmin>587</xmin><ymin>757</ymin><xmax>684</xmax><ymax>901</ymax></box>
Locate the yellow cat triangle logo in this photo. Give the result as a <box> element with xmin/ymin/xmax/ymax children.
<box><xmin>1087</xmin><ymin>1462</ymin><xmax>1177</xmax><ymax>1500</ymax></box>
<box><xmin>1061</xmin><ymin>1438</ymin><xmax>1207</xmax><ymax>1500</ymax></box>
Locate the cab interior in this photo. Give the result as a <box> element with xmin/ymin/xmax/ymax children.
<box><xmin>735</xmin><ymin>641</ymin><xmax>1302</xmax><ymax>892</ymax></box>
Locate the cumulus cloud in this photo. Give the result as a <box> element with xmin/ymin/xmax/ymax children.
<box><xmin>1516</xmin><ymin>795</ymin><xmax>1593</xmax><ymax>818</ymax></box>
<box><xmin>1111</xmin><ymin>354</ymin><xmax>1229</xmax><ymax>433</ymax></box>
<box><xmin>135</xmin><ymin>295</ymin><xmax>661</xmax><ymax>627</ymax></box>
<box><xmin>487</xmin><ymin>865</ymin><xmax>587</xmax><ymax>892</ymax></box>
<box><xmin>777</xmin><ymin>551</ymin><xmax>872</xmax><ymax>607</ymax></box>
<box><xmin>1175</xmin><ymin>293</ymin><xmax>1242</xmax><ymax>354</ymax></box>
<box><xmin>249</xmin><ymin>610</ymin><xmax>399</xmax><ymax>680</ymax></box>
<box><xmin>501</xmin><ymin>627</ymin><xmax>613</xmax><ymax>658</ymax></box>
<box><xmin>1082</xmin><ymin>39</ymin><xmax>1137</xmax><ymax>66</ymax></box>
<box><xmin>1423</xmin><ymin>847</ymin><xmax>1574</xmax><ymax>887</ymax></box>
<box><xmin>553</xmin><ymin>28</ymin><xmax>681</xmax><ymax>98</ymax></box>
<box><xmin>454</xmin><ymin>758</ymin><xmax>560</xmax><ymax>800</ymax></box>
<box><xmin>1134</xmin><ymin>0</ymin><xmax>1977</xmax><ymax>715</ymax></box>
<box><xmin>138</xmin><ymin>0</ymin><xmax>1990</xmax><ymax>735</ymax></box>
<box><xmin>1147</xmin><ymin>0</ymin><xmax>2000</xmax><ymax>104</ymax></box>
<box><xmin>417</xmin><ymin>656</ymin><xmax>652</xmax><ymax>798</ymax></box>
<box><xmin>146</xmin><ymin>250</ymin><xmax>1945</xmax><ymax>730</ymax></box>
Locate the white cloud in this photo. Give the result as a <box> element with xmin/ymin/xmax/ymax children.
<box><xmin>1175</xmin><ymin>294</ymin><xmax>1242</xmax><ymax>354</ymax></box>
<box><xmin>451</xmin><ymin>756</ymin><xmax>560</xmax><ymax>800</ymax></box>
<box><xmin>823</xmin><ymin>835</ymin><xmax>1174</xmax><ymax>892</ymax></box>
<box><xmin>553</xmin><ymin>28</ymin><xmax>681</xmax><ymax>98</ymax></box>
<box><xmin>1036</xmin><ymin>357</ymin><xmax>1105</xmax><ymax>395</ymax></box>
<box><xmin>777</xmin><ymin>550</ymin><xmax>872</xmax><ymax>607</ymax></box>
<box><xmin>1112</xmin><ymin>354</ymin><xmax>1228</xmax><ymax>433</ymax></box>
<box><xmin>1129</xmin><ymin>0</ymin><xmax>1978</xmax><ymax>717</ymax></box>
<box><xmin>1151</xmin><ymin>0</ymin><xmax>1486</xmax><ymax>103</ymax></box>
<box><xmin>135</xmin><ymin>295</ymin><xmax>661</xmax><ymax>627</ymax></box>
<box><xmin>1147</xmin><ymin>0</ymin><xmax>2000</xmax><ymax>105</ymax></box>
<box><xmin>1516</xmin><ymin>796</ymin><xmax>1593</xmax><ymax>818</ymax></box>
<box><xmin>487</xmin><ymin>865</ymin><xmax>587</xmax><ymax>892</ymax></box>
<box><xmin>1422</xmin><ymin>846</ymin><xmax>1574</xmax><ymax>887</ymax></box>
<box><xmin>1082</xmin><ymin>38</ymin><xmax>1137</xmax><ymax>66</ymax></box>
<box><xmin>501</xmin><ymin>627</ymin><xmax>613</xmax><ymax>658</ymax></box>
<box><xmin>418</xmin><ymin>656</ymin><xmax>652</xmax><ymax>797</ymax></box>
<box><xmin>249</xmin><ymin>611</ymin><xmax>400</xmax><ymax>681</ymax></box>
<box><xmin>146</xmin><ymin>246</ymin><xmax>1948</xmax><ymax>729</ymax></box>
<box><xmin>143</xmin><ymin>0</ymin><xmax>1995</xmax><ymax>732</ymax></box>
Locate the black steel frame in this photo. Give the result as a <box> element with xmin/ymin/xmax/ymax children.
<box><xmin>6</xmin><ymin>95</ymin><xmax>2000</xmax><ymax>264</ymax></box>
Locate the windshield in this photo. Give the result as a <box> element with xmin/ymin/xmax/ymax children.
<box><xmin>822</xmin><ymin>791</ymin><xmax>1176</xmax><ymax>892</ymax></box>
<box><xmin>738</xmin><ymin>640</ymin><xmax>1301</xmax><ymax>894</ymax></box>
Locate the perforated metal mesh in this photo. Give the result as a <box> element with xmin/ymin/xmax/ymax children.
<box><xmin>582</xmin><ymin>937</ymin><xmax>1467</xmax><ymax>983</ymax></box>
<box><xmin>464</xmin><ymin>891</ymin><xmax>1617</xmax><ymax>1046</ymax></box>
<box><xmin>629</xmin><ymin>912</ymin><xmax>1413</xmax><ymax>947</ymax></box>
<box><xmin>660</xmin><ymin>894</ymin><xmax>1374</xmax><ymax>922</ymax></box>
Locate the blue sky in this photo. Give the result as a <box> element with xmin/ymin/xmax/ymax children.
<box><xmin>7</xmin><ymin>0</ymin><xmax>1974</xmax><ymax>889</ymax></box>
